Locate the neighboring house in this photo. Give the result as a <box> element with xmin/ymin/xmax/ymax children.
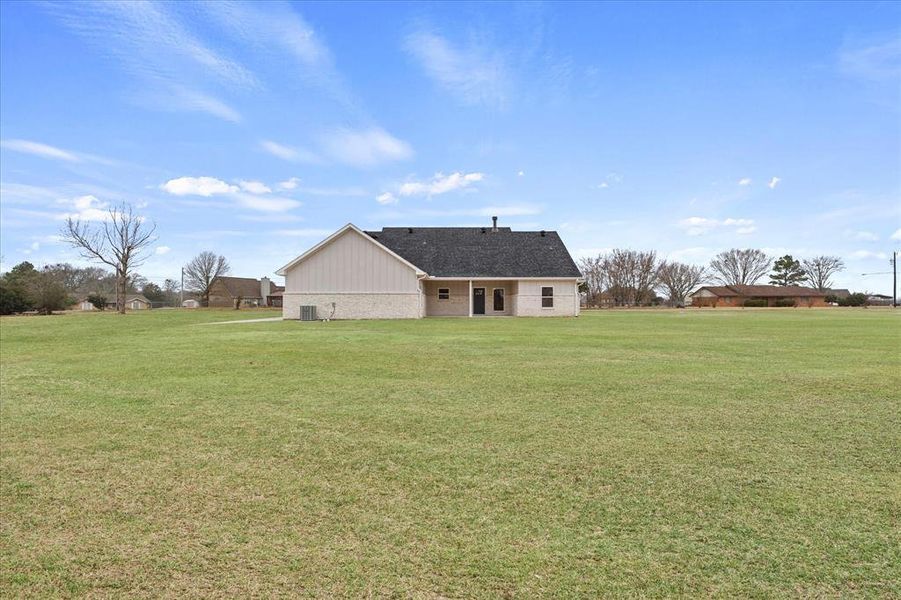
<box><xmin>208</xmin><ymin>276</ymin><xmax>284</xmax><ymax>307</ymax></box>
<box><xmin>74</xmin><ymin>295</ymin><xmax>149</xmax><ymax>310</ymax></box>
<box><xmin>690</xmin><ymin>285</ymin><xmax>828</xmax><ymax>307</ymax></box>
<box><xmin>182</xmin><ymin>299</ymin><xmax>201</xmax><ymax>308</ymax></box>
<box><xmin>74</xmin><ymin>297</ymin><xmax>99</xmax><ymax>311</ymax></box>
<box><xmin>276</xmin><ymin>220</ymin><xmax>583</xmax><ymax>320</ymax></box>
<box><xmin>125</xmin><ymin>295</ymin><xmax>152</xmax><ymax>310</ymax></box>
<box><xmin>866</xmin><ymin>293</ymin><xmax>893</xmax><ymax>306</ymax></box>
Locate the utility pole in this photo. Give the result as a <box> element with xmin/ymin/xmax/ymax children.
<box><xmin>180</xmin><ymin>267</ymin><xmax>184</xmax><ymax>307</ymax></box>
<box><xmin>893</xmin><ymin>251</ymin><xmax>897</xmax><ymax>308</ymax></box>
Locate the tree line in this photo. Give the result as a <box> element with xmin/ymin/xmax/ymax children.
<box><xmin>0</xmin><ymin>250</ymin><xmax>232</xmax><ymax>315</ymax></box>
<box><xmin>1</xmin><ymin>201</ymin><xmax>236</xmax><ymax>314</ymax></box>
<box><xmin>0</xmin><ymin>261</ymin><xmax>183</xmax><ymax>315</ymax></box>
<box><xmin>579</xmin><ymin>248</ymin><xmax>846</xmax><ymax>307</ymax></box>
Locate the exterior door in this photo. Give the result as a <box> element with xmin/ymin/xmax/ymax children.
<box><xmin>473</xmin><ymin>287</ymin><xmax>486</xmax><ymax>315</ymax></box>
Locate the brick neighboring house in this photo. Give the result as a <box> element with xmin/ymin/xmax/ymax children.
<box><xmin>690</xmin><ymin>285</ymin><xmax>829</xmax><ymax>307</ymax></box>
<box><xmin>207</xmin><ymin>276</ymin><xmax>284</xmax><ymax>308</ymax></box>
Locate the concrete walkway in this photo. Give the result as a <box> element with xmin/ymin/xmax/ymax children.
<box><xmin>203</xmin><ymin>316</ymin><xmax>284</xmax><ymax>325</ymax></box>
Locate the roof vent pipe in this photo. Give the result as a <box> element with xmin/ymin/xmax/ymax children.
<box><xmin>492</xmin><ymin>216</ymin><xmax>498</xmax><ymax>232</ymax></box>
<box><xmin>540</xmin><ymin>230</ymin><xmax>546</xmax><ymax>237</ymax></box>
<box><xmin>407</xmin><ymin>227</ymin><xmax>413</xmax><ymax>234</ymax></box>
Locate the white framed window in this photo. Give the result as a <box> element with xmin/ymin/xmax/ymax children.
<box><xmin>493</xmin><ymin>288</ymin><xmax>505</xmax><ymax>311</ymax></box>
<box><xmin>438</xmin><ymin>288</ymin><xmax>450</xmax><ymax>300</ymax></box>
<box><xmin>541</xmin><ymin>286</ymin><xmax>554</xmax><ymax>308</ymax></box>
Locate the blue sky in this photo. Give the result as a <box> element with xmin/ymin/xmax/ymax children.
<box><xmin>1</xmin><ymin>1</ymin><xmax>899</xmax><ymax>293</ymax></box>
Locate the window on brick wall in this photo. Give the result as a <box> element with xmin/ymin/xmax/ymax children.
<box><xmin>541</xmin><ymin>286</ymin><xmax>554</xmax><ymax>308</ymax></box>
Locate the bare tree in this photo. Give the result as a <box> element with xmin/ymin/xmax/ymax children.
<box><xmin>709</xmin><ymin>249</ymin><xmax>771</xmax><ymax>286</ymax></box>
<box><xmin>62</xmin><ymin>203</ymin><xmax>157</xmax><ymax>314</ymax></box>
<box><xmin>605</xmin><ymin>249</ymin><xmax>659</xmax><ymax>306</ymax></box>
<box><xmin>184</xmin><ymin>251</ymin><xmax>230</xmax><ymax>307</ymax></box>
<box><xmin>577</xmin><ymin>255</ymin><xmax>607</xmax><ymax>307</ymax></box>
<box><xmin>657</xmin><ymin>261</ymin><xmax>707</xmax><ymax>307</ymax></box>
<box><xmin>802</xmin><ymin>256</ymin><xmax>845</xmax><ymax>291</ymax></box>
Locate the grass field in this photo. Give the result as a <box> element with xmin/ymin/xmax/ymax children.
<box><xmin>1</xmin><ymin>308</ymin><xmax>899</xmax><ymax>597</ymax></box>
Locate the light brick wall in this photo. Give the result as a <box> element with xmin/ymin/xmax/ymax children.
<box><xmin>282</xmin><ymin>292</ymin><xmax>422</xmax><ymax>320</ymax></box>
<box><xmin>515</xmin><ymin>280</ymin><xmax>580</xmax><ymax>317</ymax></box>
<box><xmin>423</xmin><ymin>281</ymin><xmax>469</xmax><ymax>316</ymax></box>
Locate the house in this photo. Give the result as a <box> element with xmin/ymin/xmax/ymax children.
<box><xmin>275</xmin><ymin>219</ymin><xmax>583</xmax><ymax>320</ymax></box>
<box><xmin>74</xmin><ymin>297</ymin><xmax>99</xmax><ymax>311</ymax></box>
<box><xmin>73</xmin><ymin>295</ymin><xmax>149</xmax><ymax>310</ymax></box>
<box><xmin>690</xmin><ymin>285</ymin><xmax>829</xmax><ymax>308</ymax></box>
<box><xmin>125</xmin><ymin>295</ymin><xmax>152</xmax><ymax>310</ymax></box>
<box><xmin>866</xmin><ymin>293</ymin><xmax>893</xmax><ymax>306</ymax></box>
<box><xmin>207</xmin><ymin>276</ymin><xmax>284</xmax><ymax>308</ymax></box>
<box><xmin>181</xmin><ymin>298</ymin><xmax>201</xmax><ymax>308</ymax></box>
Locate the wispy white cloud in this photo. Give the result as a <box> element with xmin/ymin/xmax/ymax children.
<box><xmin>678</xmin><ymin>216</ymin><xmax>756</xmax><ymax>236</ymax></box>
<box><xmin>398</xmin><ymin>172</ymin><xmax>484</xmax><ymax>197</ymax></box>
<box><xmin>320</xmin><ymin>127</ymin><xmax>413</xmax><ymax>167</ymax></box>
<box><xmin>278</xmin><ymin>177</ymin><xmax>301</xmax><ymax>191</ymax></box>
<box><xmin>44</xmin><ymin>0</ymin><xmax>255</xmax><ymax>121</ymax></box>
<box><xmin>259</xmin><ymin>140</ymin><xmax>322</xmax><ymax>164</ymax></box>
<box><xmin>0</xmin><ymin>139</ymin><xmax>117</xmax><ymax>165</ymax></box>
<box><xmin>239</xmin><ymin>180</ymin><xmax>271</xmax><ymax>195</ymax></box>
<box><xmin>404</xmin><ymin>30</ymin><xmax>509</xmax><ymax>108</ymax></box>
<box><xmin>160</xmin><ymin>176</ymin><xmax>299</xmax><ymax>212</ymax></box>
<box><xmin>155</xmin><ymin>245</ymin><xmax>171</xmax><ymax>255</ymax></box>
<box><xmin>161</xmin><ymin>176</ymin><xmax>238</xmax><ymax>197</ymax></box>
<box><xmin>1</xmin><ymin>139</ymin><xmax>79</xmax><ymax>162</ymax></box>
<box><xmin>376</xmin><ymin>192</ymin><xmax>397</xmax><ymax>205</ymax></box>
<box><xmin>839</xmin><ymin>36</ymin><xmax>901</xmax><ymax>82</ymax></box>
<box><xmin>891</xmin><ymin>228</ymin><xmax>901</xmax><ymax>241</ymax></box>
<box><xmin>517</xmin><ymin>170</ymin><xmax>525</xmax><ymax>177</ymax></box>
<box><xmin>199</xmin><ymin>0</ymin><xmax>355</xmax><ymax>109</ymax></box>
<box><xmin>61</xmin><ymin>194</ymin><xmax>111</xmax><ymax>221</ymax></box>
<box><xmin>768</xmin><ymin>176</ymin><xmax>781</xmax><ymax>189</ymax></box>
<box><xmin>738</xmin><ymin>177</ymin><xmax>752</xmax><ymax>186</ymax></box>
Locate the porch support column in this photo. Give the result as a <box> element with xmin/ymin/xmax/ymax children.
<box><xmin>468</xmin><ymin>280</ymin><xmax>473</xmax><ymax>317</ymax></box>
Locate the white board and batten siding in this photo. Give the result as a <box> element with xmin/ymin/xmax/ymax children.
<box><xmin>281</xmin><ymin>228</ymin><xmax>422</xmax><ymax>319</ymax></box>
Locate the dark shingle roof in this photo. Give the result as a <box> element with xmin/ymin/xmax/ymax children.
<box><xmin>365</xmin><ymin>227</ymin><xmax>582</xmax><ymax>278</ymax></box>
<box><xmin>215</xmin><ymin>276</ymin><xmax>264</xmax><ymax>299</ymax></box>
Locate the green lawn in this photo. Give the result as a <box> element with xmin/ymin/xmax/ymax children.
<box><xmin>1</xmin><ymin>309</ymin><xmax>899</xmax><ymax>597</ymax></box>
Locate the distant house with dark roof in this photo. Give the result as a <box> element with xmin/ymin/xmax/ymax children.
<box><xmin>690</xmin><ymin>285</ymin><xmax>829</xmax><ymax>308</ymax></box>
<box><xmin>275</xmin><ymin>219</ymin><xmax>583</xmax><ymax>319</ymax></box>
<box><xmin>208</xmin><ymin>276</ymin><xmax>284</xmax><ymax>308</ymax></box>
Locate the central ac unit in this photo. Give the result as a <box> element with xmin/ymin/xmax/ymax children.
<box><xmin>300</xmin><ymin>305</ymin><xmax>317</xmax><ymax>321</ymax></box>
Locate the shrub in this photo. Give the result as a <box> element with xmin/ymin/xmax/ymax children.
<box><xmin>838</xmin><ymin>293</ymin><xmax>867</xmax><ymax>307</ymax></box>
<box><xmin>744</xmin><ymin>299</ymin><xmax>767</xmax><ymax>307</ymax></box>
<box><xmin>87</xmin><ymin>294</ymin><xmax>108</xmax><ymax>311</ymax></box>
<box><xmin>773</xmin><ymin>299</ymin><xmax>796</xmax><ymax>308</ymax></box>
<box><xmin>824</xmin><ymin>294</ymin><xmax>838</xmax><ymax>304</ymax></box>
<box><xmin>0</xmin><ymin>279</ymin><xmax>31</xmax><ymax>314</ymax></box>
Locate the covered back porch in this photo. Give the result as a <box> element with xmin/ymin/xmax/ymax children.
<box><xmin>423</xmin><ymin>279</ymin><xmax>518</xmax><ymax>317</ymax></box>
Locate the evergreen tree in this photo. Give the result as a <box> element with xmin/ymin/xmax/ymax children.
<box><xmin>769</xmin><ymin>255</ymin><xmax>808</xmax><ymax>286</ymax></box>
